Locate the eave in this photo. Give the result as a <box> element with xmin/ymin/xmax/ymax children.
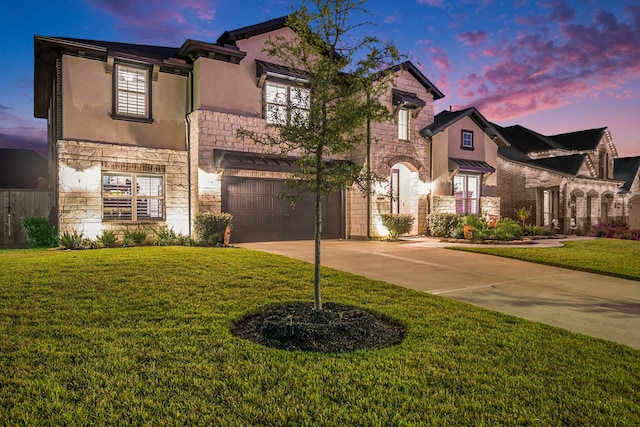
<box><xmin>178</xmin><ymin>39</ymin><xmax>246</xmax><ymax>64</ymax></box>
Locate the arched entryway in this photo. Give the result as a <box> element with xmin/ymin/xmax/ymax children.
<box><xmin>389</xmin><ymin>162</ymin><xmax>421</xmax><ymax>233</ymax></box>
<box><xmin>601</xmin><ymin>193</ymin><xmax>614</xmax><ymax>224</ymax></box>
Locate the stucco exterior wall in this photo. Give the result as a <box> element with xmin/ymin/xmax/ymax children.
<box><xmin>57</xmin><ymin>140</ymin><xmax>189</xmax><ymax>239</ymax></box>
<box><xmin>61</xmin><ymin>55</ymin><xmax>187</xmax><ymax>151</ymax></box>
<box><xmin>431</xmin><ymin>116</ymin><xmax>499</xmax><ymax>197</ymax></box>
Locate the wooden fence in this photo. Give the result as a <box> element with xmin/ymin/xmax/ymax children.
<box><xmin>1</xmin><ymin>189</ymin><xmax>52</xmax><ymax>247</ymax></box>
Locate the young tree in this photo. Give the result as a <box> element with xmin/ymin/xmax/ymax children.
<box><xmin>237</xmin><ymin>0</ymin><xmax>400</xmax><ymax>310</ymax></box>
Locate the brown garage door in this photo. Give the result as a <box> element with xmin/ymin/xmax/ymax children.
<box><xmin>222</xmin><ymin>177</ymin><xmax>342</xmax><ymax>243</ymax></box>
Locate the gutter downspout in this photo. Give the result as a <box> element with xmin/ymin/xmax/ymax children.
<box><xmin>186</xmin><ymin>70</ymin><xmax>194</xmax><ymax>237</ymax></box>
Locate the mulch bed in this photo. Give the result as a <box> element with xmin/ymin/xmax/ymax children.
<box><xmin>231</xmin><ymin>302</ymin><xmax>406</xmax><ymax>353</ymax></box>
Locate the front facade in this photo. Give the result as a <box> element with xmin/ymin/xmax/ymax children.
<box><xmin>34</xmin><ymin>18</ymin><xmax>447</xmax><ymax>242</ymax></box>
<box><xmin>421</xmin><ymin>108</ymin><xmax>507</xmax><ymax>220</ymax></box>
<box><xmin>497</xmin><ymin>126</ymin><xmax>625</xmax><ymax>233</ymax></box>
<box><xmin>34</xmin><ymin>17</ymin><xmax>636</xmax><ymax>242</ymax></box>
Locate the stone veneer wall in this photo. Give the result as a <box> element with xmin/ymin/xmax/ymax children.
<box><xmin>189</xmin><ymin>110</ymin><xmax>308</xmax><ymax>215</ymax></box>
<box><xmin>57</xmin><ymin>140</ymin><xmax>189</xmax><ymax>239</ymax></box>
<box><xmin>430</xmin><ymin>195</ymin><xmax>500</xmax><ymax>217</ymax></box>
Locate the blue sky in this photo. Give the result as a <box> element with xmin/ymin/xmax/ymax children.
<box><xmin>1</xmin><ymin>0</ymin><xmax>638</xmax><ymax>157</ymax></box>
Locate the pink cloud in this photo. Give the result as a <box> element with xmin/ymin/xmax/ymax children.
<box><xmin>84</xmin><ymin>0</ymin><xmax>216</xmax><ymax>43</ymax></box>
<box><xmin>457</xmin><ymin>5</ymin><xmax>640</xmax><ymax>121</ymax></box>
<box><xmin>384</xmin><ymin>14</ymin><xmax>400</xmax><ymax>24</ymax></box>
<box><xmin>418</xmin><ymin>41</ymin><xmax>452</xmax><ymax>72</ymax></box>
<box><xmin>457</xmin><ymin>30</ymin><xmax>489</xmax><ymax>46</ymax></box>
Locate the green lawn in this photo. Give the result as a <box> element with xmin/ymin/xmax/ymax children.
<box><xmin>1</xmin><ymin>246</ymin><xmax>639</xmax><ymax>425</ymax></box>
<box><xmin>451</xmin><ymin>238</ymin><xmax>640</xmax><ymax>281</ymax></box>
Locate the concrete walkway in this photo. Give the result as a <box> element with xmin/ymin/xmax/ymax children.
<box><xmin>237</xmin><ymin>237</ymin><xmax>640</xmax><ymax>350</ymax></box>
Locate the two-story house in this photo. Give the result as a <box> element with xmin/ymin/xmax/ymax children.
<box><xmin>34</xmin><ymin>16</ymin><xmax>447</xmax><ymax>242</ymax></box>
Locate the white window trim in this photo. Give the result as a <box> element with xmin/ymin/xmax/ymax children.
<box><xmin>454</xmin><ymin>173</ymin><xmax>480</xmax><ymax>215</ymax></box>
<box><xmin>264</xmin><ymin>80</ymin><xmax>310</xmax><ymax>126</ymax></box>
<box><xmin>461</xmin><ymin>130</ymin><xmax>474</xmax><ymax>150</ymax></box>
<box><xmin>398</xmin><ymin>108</ymin><xmax>410</xmax><ymax>140</ymax></box>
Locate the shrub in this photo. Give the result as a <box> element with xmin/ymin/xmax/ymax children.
<box><xmin>122</xmin><ymin>228</ymin><xmax>148</xmax><ymax>246</ymax></box>
<box><xmin>380</xmin><ymin>213</ymin><xmax>414</xmax><ymax>241</ymax></box>
<box><xmin>95</xmin><ymin>229</ymin><xmax>119</xmax><ymax>248</ymax></box>
<box><xmin>56</xmin><ymin>231</ymin><xmax>84</xmax><ymax>250</ymax></box>
<box><xmin>153</xmin><ymin>226</ymin><xmax>193</xmax><ymax>246</ymax></box>
<box><xmin>514</xmin><ymin>207</ymin><xmax>532</xmax><ymax>229</ymax></box>
<box><xmin>524</xmin><ymin>225</ymin><xmax>553</xmax><ymax>237</ymax></box>
<box><xmin>21</xmin><ymin>217</ymin><xmax>57</xmax><ymax>247</ymax></box>
<box><xmin>428</xmin><ymin>213</ymin><xmax>461</xmax><ymax>237</ymax></box>
<box><xmin>462</xmin><ymin>215</ymin><xmax>491</xmax><ymax>241</ymax></box>
<box><xmin>194</xmin><ymin>212</ymin><xmax>233</xmax><ymax>246</ymax></box>
<box><xmin>492</xmin><ymin>218</ymin><xmax>523</xmax><ymax>241</ymax></box>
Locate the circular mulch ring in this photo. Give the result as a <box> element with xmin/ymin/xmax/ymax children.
<box><xmin>231</xmin><ymin>302</ymin><xmax>406</xmax><ymax>353</ymax></box>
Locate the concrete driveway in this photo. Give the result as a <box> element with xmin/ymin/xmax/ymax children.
<box><xmin>237</xmin><ymin>238</ymin><xmax>640</xmax><ymax>350</ymax></box>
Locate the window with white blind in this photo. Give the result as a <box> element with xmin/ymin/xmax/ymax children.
<box><xmin>264</xmin><ymin>81</ymin><xmax>309</xmax><ymax>126</ymax></box>
<box><xmin>453</xmin><ymin>173</ymin><xmax>480</xmax><ymax>215</ymax></box>
<box><xmin>112</xmin><ymin>63</ymin><xmax>152</xmax><ymax>122</ymax></box>
<box><xmin>102</xmin><ymin>172</ymin><xmax>164</xmax><ymax>221</ymax></box>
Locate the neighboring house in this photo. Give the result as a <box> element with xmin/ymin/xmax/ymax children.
<box><xmin>34</xmin><ymin>16</ymin><xmax>445</xmax><ymax>242</ymax></box>
<box><xmin>0</xmin><ymin>149</ymin><xmax>48</xmax><ymax>189</ymax></box>
<box><xmin>614</xmin><ymin>156</ymin><xmax>640</xmax><ymax>228</ymax></box>
<box><xmin>496</xmin><ymin>125</ymin><xmax>624</xmax><ymax>233</ymax></box>
<box><xmin>420</xmin><ymin>107</ymin><xmax>509</xmax><ymax>220</ymax></box>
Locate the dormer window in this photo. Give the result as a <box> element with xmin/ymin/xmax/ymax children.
<box><xmin>461</xmin><ymin>130</ymin><xmax>474</xmax><ymax>150</ymax></box>
<box><xmin>112</xmin><ymin>62</ymin><xmax>153</xmax><ymax>123</ymax></box>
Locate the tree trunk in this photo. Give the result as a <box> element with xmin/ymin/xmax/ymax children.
<box><xmin>314</xmin><ymin>143</ymin><xmax>323</xmax><ymax>311</ymax></box>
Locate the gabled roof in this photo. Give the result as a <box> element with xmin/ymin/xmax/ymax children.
<box><xmin>495</xmin><ymin>124</ymin><xmax>608</xmax><ymax>155</ymax></box>
<box><xmin>498</xmin><ymin>148</ymin><xmax>588</xmax><ymax>176</ymax></box>
<box><xmin>421</xmin><ymin>107</ymin><xmax>509</xmax><ymax>146</ymax></box>
<box><xmin>529</xmin><ymin>153</ymin><xmax>587</xmax><ymax>175</ymax></box>
<box><xmin>0</xmin><ymin>149</ymin><xmax>48</xmax><ymax>189</ymax></box>
<box><xmin>383</xmin><ymin>61</ymin><xmax>444</xmax><ymax>100</ymax></box>
<box><xmin>217</xmin><ymin>16</ymin><xmax>289</xmax><ymax>46</ymax></box>
<box><xmin>494</xmin><ymin>124</ymin><xmax>564</xmax><ymax>154</ymax></box>
<box><xmin>550</xmin><ymin>128</ymin><xmax>606</xmax><ymax>151</ymax></box>
<box><xmin>614</xmin><ymin>156</ymin><xmax>640</xmax><ymax>193</ymax></box>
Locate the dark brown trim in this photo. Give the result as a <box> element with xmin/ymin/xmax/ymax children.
<box><xmin>111</xmin><ymin>60</ymin><xmax>153</xmax><ymax>123</ymax></box>
<box><xmin>461</xmin><ymin>129</ymin><xmax>474</xmax><ymax>151</ymax></box>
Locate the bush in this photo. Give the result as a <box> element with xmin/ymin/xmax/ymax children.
<box><xmin>95</xmin><ymin>229</ymin><xmax>119</xmax><ymax>248</ymax></box>
<box><xmin>524</xmin><ymin>225</ymin><xmax>553</xmax><ymax>237</ymax></box>
<box><xmin>153</xmin><ymin>226</ymin><xmax>193</xmax><ymax>246</ymax></box>
<box><xmin>492</xmin><ymin>218</ymin><xmax>523</xmax><ymax>241</ymax></box>
<box><xmin>21</xmin><ymin>217</ymin><xmax>57</xmax><ymax>247</ymax></box>
<box><xmin>590</xmin><ymin>223</ymin><xmax>640</xmax><ymax>240</ymax></box>
<box><xmin>428</xmin><ymin>213</ymin><xmax>461</xmax><ymax>237</ymax></box>
<box><xmin>194</xmin><ymin>212</ymin><xmax>233</xmax><ymax>246</ymax></box>
<box><xmin>380</xmin><ymin>213</ymin><xmax>414</xmax><ymax>241</ymax></box>
<box><xmin>56</xmin><ymin>231</ymin><xmax>84</xmax><ymax>250</ymax></box>
<box><xmin>122</xmin><ymin>228</ymin><xmax>147</xmax><ymax>246</ymax></box>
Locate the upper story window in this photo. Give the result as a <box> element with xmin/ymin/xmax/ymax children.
<box><xmin>264</xmin><ymin>81</ymin><xmax>310</xmax><ymax>126</ymax></box>
<box><xmin>112</xmin><ymin>62</ymin><xmax>153</xmax><ymax>123</ymax></box>
<box><xmin>461</xmin><ymin>130</ymin><xmax>474</xmax><ymax>150</ymax></box>
<box><xmin>398</xmin><ymin>109</ymin><xmax>409</xmax><ymax>140</ymax></box>
<box><xmin>598</xmin><ymin>150</ymin><xmax>609</xmax><ymax>178</ymax></box>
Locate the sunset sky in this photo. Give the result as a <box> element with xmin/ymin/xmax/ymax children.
<box><xmin>1</xmin><ymin>0</ymin><xmax>638</xmax><ymax>157</ymax></box>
